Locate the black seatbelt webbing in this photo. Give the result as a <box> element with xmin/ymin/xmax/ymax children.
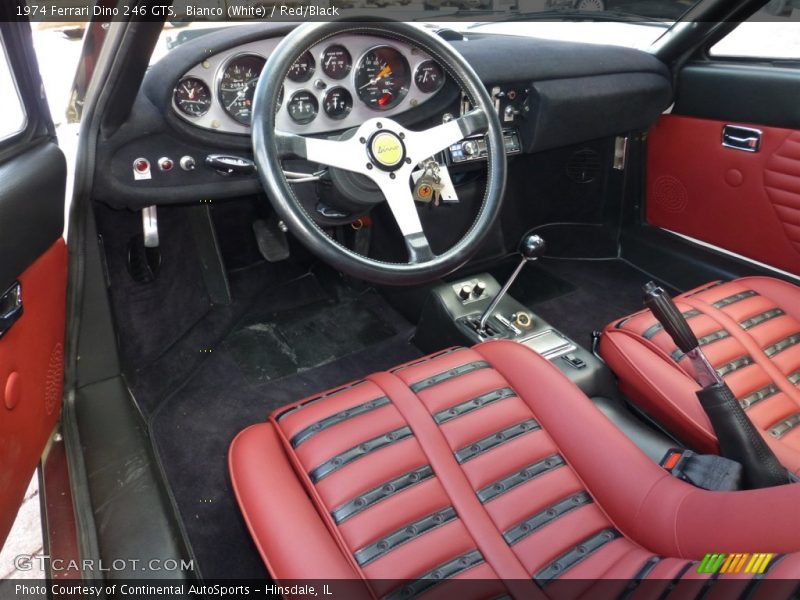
<box><xmin>660</xmin><ymin>449</ymin><xmax>742</xmax><ymax>491</ymax></box>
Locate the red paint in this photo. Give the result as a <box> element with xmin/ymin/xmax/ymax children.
<box><xmin>646</xmin><ymin>114</ymin><xmax>800</xmax><ymax>275</ymax></box>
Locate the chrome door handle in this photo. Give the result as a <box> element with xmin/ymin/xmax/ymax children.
<box><xmin>722</xmin><ymin>125</ymin><xmax>761</xmax><ymax>152</ymax></box>
<box><xmin>0</xmin><ymin>282</ymin><xmax>23</xmax><ymax>338</ymax></box>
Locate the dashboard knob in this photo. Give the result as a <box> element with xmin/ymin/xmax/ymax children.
<box><xmin>458</xmin><ymin>284</ymin><xmax>473</xmax><ymax>300</ymax></box>
<box><xmin>473</xmin><ymin>281</ymin><xmax>486</xmax><ymax>296</ymax></box>
<box><xmin>179</xmin><ymin>156</ymin><xmax>196</xmax><ymax>171</ymax></box>
<box><xmin>462</xmin><ymin>140</ymin><xmax>479</xmax><ymax>156</ymax></box>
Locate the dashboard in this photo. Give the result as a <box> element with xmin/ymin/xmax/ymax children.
<box><xmin>95</xmin><ymin>25</ymin><xmax>673</xmax><ymax>210</ymax></box>
<box><xmin>171</xmin><ymin>35</ymin><xmax>446</xmax><ymax>136</ymax></box>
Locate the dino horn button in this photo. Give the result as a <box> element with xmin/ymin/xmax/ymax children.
<box><xmin>368</xmin><ymin>131</ymin><xmax>406</xmax><ymax>171</ymax></box>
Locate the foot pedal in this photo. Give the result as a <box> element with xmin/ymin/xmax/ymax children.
<box><xmin>253</xmin><ymin>217</ymin><xmax>290</xmax><ymax>263</ymax></box>
<box><xmin>127</xmin><ymin>233</ymin><xmax>161</xmax><ymax>283</ymax></box>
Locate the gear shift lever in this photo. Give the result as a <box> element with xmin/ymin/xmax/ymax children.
<box><xmin>478</xmin><ymin>235</ymin><xmax>546</xmax><ymax>334</ymax></box>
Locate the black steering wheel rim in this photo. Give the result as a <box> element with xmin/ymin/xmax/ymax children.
<box><xmin>252</xmin><ymin>19</ymin><xmax>506</xmax><ymax>286</ymax></box>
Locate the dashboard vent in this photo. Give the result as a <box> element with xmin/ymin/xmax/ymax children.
<box><xmin>566</xmin><ymin>149</ymin><xmax>601</xmax><ymax>184</ymax></box>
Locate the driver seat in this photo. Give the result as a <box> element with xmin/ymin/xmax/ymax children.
<box><xmin>230</xmin><ymin>340</ymin><xmax>800</xmax><ymax>596</ymax></box>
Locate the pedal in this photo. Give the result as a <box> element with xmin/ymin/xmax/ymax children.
<box><xmin>127</xmin><ymin>233</ymin><xmax>160</xmax><ymax>283</ymax></box>
<box><xmin>253</xmin><ymin>217</ymin><xmax>290</xmax><ymax>263</ymax></box>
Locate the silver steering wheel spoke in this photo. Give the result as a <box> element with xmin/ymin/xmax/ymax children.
<box><xmin>372</xmin><ymin>169</ymin><xmax>435</xmax><ymax>264</ymax></box>
<box><xmin>275</xmin><ymin>129</ymin><xmax>370</xmax><ymax>175</ymax></box>
<box><xmin>275</xmin><ymin>111</ymin><xmax>490</xmax><ymax>265</ymax></box>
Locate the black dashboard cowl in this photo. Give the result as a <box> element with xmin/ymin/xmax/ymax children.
<box><xmin>452</xmin><ymin>33</ymin><xmax>670</xmax><ymax>83</ymax></box>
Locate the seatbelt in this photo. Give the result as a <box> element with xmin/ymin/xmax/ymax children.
<box><xmin>660</xmin><ymin>449</ymin><xmax>742</xmax><ymax>491</ymax></box>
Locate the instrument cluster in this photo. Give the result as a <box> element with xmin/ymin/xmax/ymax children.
<box><xmin>171</xmin><ymin>35</ymin><xmax>446</xmax><ymax>136</ymax></box>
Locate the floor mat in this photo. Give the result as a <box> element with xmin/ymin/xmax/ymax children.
<box><xmin>149</xmin><ymin>274</ymin><xmax>421</xmax><ymax>580</ymax></box>
<box><xmin>223</xmin><ymin>281</ymin><xmax>398</xmax><ymax>385</ymax></box>
<box><xmin>506</xmin><ymin>258</ymin><xmax>676</xmax><ymax>348</ymax></box>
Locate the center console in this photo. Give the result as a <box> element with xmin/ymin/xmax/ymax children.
<box><xmin>414</xmin><ymin>272</ymin><xmax>611</xmax><ymax>399</ymax></box>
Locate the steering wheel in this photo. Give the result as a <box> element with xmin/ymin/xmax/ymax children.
<box><xmin>251</xmin><ymin>20</ymin><xmax>506</xmax><ymax>286</ymax></box>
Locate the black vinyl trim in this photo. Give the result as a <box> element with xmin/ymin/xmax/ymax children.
<box><xmin>433</xmin><ymin>387</ymin><xmax>516</xmax><ymax>425</ymax></box>
<box><xmin>712</xmin><ymin>290</ymin><xmax>758</xmax><ymax>308</ymax></box>
<box><xmin>354</xmin><ymin>506</ymin><xmax>457</xmax><ymax>567</ymax></box>
<box><xmin>290</xmin><ymin>396</ymin><xmax>390</xmax><ymax>447</ymax></box>
<box><xmin>454</xmin><ymin>419</ymin><xmax>539</xmax><ymax>464</ymax></box>
<box><xmin>789</xmin><ymin>370</ymin><xmax>800</xmax><ymax>386</ymax></box>
<box><xmin>739</xmin><ymin>554</ymin><xmax>787</xmax><ymax>600</ymax></box>
<box><xmin>656</xmin><ymin>561</ymin><xmax>696</xmax><ymax>600</ymax></box>
<box><xmin>534</xmin><ymin>529</ymin><xmax>620</xmax><ymax>586</ymax></box>
<box><xmin>384</xmin><ymin>550</ymin><xmax>484</xmax><ymax>600</ymax></box>
<box><xmin>763</xmin><ymin>333</ymin><xmax>800</xmax><ymax>359</ymax></box>
<box><xmin>276</xmin><ymin>380</ymin><xmax>366</xmax><ymax>422</ymax></box>
<box><xmin>477</xmin><ymin>454</ymin><xmax>565</xmax><ymax>504</ymax></box>
<box><xmin>740</xmin><ymin>309</ymin><xmax>785</xmax><ymax>331</ymax></box>
<box><xmin>739</xmin><ymin>384</ymin><xmax>780</xmax><ymax>410</ymax></box>
<box><xmin>641</xmin><ymin>309</ymin><xmax>701</xmax><ymax>339</ymax></box>
<box><xmin>686</xmin><ymin>281</ymin><xmax>725</xmax><ymax>298</ymax></box>
<box><xmin>503</xmin><ymin>492</ymin><xmax>591</xmax><ymax>546</ymax></box>
<box><xmin>410</xmin><ymin>361</ymin><xmax>490</xmax><ymax>393</ymax></box>
<box><xmin>674</xmin><ymin>329</ymin><xmax>732</xmax><ymax>361</ymax></box>
<box><xmin>331</xmin><ymin>465</ymin><xmax>433</xmax><ymax>524</ymax></box>
<box><xmin>617</xmin><ymin>556</ymin><xmax>663</xmax><ymax>600</ymax></box>
<box><xmin>309</xmin><ymin>426</ymin><xmax>412</xmax><ymax>483</ymax></box>
<box><xmin>716</xmin><ymin>355</ymin><xmax>754</xmax><ymax>378</ymax></box>
<box><xmin>768</xmin><ymin>413</ymin><xmax>800</xmax><ymax>440</ymax></box>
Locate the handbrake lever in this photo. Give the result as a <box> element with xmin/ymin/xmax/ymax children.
<box><xmin>643</xmin><ymin>282</ymin><xmax>722</xmax><ymax>387</ymax></box>
<box><xmin>641</xmin><ymin>281</ymin><xmax>790</xmax><ymax>489</ymax></box>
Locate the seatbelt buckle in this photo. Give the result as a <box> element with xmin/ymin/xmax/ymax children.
<box><xmin>660</xmin><ymin>448</ymin><xmax>686</xmax><ymax>473</ymax></box>
<box><xmin>659</xmin><ymin>449</ymin><xmax>743</xmax><ymax>491</ymax></box>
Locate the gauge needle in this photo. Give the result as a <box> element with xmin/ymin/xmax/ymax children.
<box><xmin>358</xmin><ymin>64</ymin><xmax>392</xmax><ymax>90</ymax></box>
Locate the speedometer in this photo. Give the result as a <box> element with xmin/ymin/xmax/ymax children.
<box><xmin>219</xmin><ymin>54</ymin><xmax>266</xmax><ymax>125</ymax></box>
<box><xmin>355</xmin><ymin>46</ymin><xmax>410</xmax><ymax>111</ymax></box>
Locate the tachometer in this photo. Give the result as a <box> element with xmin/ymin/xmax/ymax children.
<box><xmin>355</xmin><ymin>46</ymin><xmax>410</xmax><ymax>111</ymax></box>
<box><xmin>173</xmin><ymin>77</ymin><xmax>212</xmax><ymax>117</ymax></box>
<box><xmin>219</xmin><ymin>54</ymin><xmax>266</xmax><ymax>125</ymax></box>
<box><xmin>321</xmin><ymin>45</ymin><xmax>351</xmax><ymax>80</ymax></box>
<box><xmin>414</xmin><ymin>60</ymin><xmax>445</xmax><ymax>94</ymax></box>
<box><xmin>287</xmin><ymin>51</ymin><xmax>315</xmax><ymax>83</ymax></box>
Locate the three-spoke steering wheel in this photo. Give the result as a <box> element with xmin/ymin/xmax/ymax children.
<box><xmin>252</xmin><ymin>21</ymin><xmax>506</xmax><ymax>285</ymax></box>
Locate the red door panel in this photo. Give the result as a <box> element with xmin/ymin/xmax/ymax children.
<box><xmin>0</xmin><ymin>239</ymin><xmax>67</xmax><ymax>543</ymax></box>
<box><xmin>646</xmin><ymin>114</ymin><xmax>800</xmax><ymax>275</ymax></box>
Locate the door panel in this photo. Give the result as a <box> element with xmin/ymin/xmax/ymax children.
<box><xmin>645</xmin><ymin>62</ymin><xmax>800</xmax><ymax>276</ymax></box>
<box><xmin>0</xmin><ymin>238</ymin><xmax>67</xmax><ymax>543</ymax></box>
<box><xmin>0</xmin><ymin>141</ymin><xmax>67</xmax><ymax>544</ymax></box>
<box><xmin>646</xmin><ymin>114</ymin><xmax>800</xmax><ymax>274</ymax></box>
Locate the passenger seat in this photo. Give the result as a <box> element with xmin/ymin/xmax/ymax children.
<box><xmin>600</xmin><ymin>276</ymin><xmax>800</xmax><ymax>474</ymax></box>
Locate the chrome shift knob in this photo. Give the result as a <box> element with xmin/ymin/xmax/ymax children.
<box><xmin>520</xmin><ymin>234</ymin><xmax>546</xmax><ymax>260</ymax></box>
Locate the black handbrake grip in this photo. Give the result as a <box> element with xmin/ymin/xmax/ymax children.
<box><xmin>642</xmin><ymin>281</ymin><xmax>698</xmax><ymax>354</ymax></box>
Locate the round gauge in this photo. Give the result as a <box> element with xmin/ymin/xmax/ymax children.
<box><xmin>355</xmin><ymin>46</ymin><xmax>410</xmax><ymax>111</ymax></box>
<box><xmin>173</xmin><ymin>77</ymin><xmax>212</xmax><ymax>117</ymax></box>
<box><xmin>287</xmin><ymin>90</ymin><xmax>318</xmax><ymax>124</ymax></box>
<box><xmin>219</xmin><ymin>54</ymin><xmax>266</xmax><ymax>125</ymax></box>
<box><xmin>320</xmin><ymin>45</ymin><xmax>352</xmax><ymax>80</ymax></box>
<box><xmin>414</xmin><ymin>60</ymin><xmax>445</xmax><ymax>94</ymax></box>
<box><xmin>287</xmin><ymin>51</ymin><xmax>315</xmax><ymax>83</ymax></box>
<box><xmin>323</xmin><ymin>87</ymin><xmax>352</xmax><ymax>120</ymax></box>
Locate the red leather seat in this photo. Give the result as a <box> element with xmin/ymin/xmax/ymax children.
<box><xmin>601</xmin><ymin>277</ymin><xmax>800</xmax><ymax>475</ymax></box>
<box><xmin>230</xmin><ymin>339</ymin><xmax>800</xmax><ymax>595</ymax></box>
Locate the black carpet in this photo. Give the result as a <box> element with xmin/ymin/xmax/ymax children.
<box><xmin>495</xmin><ymin>258</ymin><xmax>677</xmax><ymax>348</ymax></box>
<box><xmin>148</xmin><ymin>273</ymin><xmax>421</xmax><ymax>580</ymax></box>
